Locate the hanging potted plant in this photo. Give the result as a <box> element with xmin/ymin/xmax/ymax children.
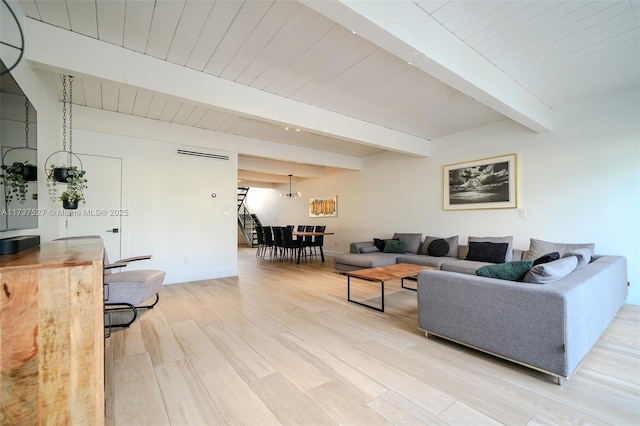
<box><xmin>57</xmin><ymin>166</ymin><xmax>87</xmax><ymax>210</ymax></box>
<box><xmin>1</xmin><ymin>161</ymin><xmax>35</xmax><ymax>203</ymax></box>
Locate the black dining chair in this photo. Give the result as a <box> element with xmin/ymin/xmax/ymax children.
<box><xmin>261</xmin><ymin>226</ymin><xmax>275</xmax><ymax>259</ymax></box>
<box><xmin>280</xmin><ymin>226</ymin><xmax>299</xmax><ymax>263</ymax></box>
<box><xmin>310</xmin><ymin>225</ymin><xmax>326</xmax><ymax>260</ymax></box>
<box><xmin>301</xmin><ymin>225</ymin><xmax>314</xmax><ymax>260</ymax></box>
<box><xmin>272</xmin><ymin>226</ymin><xmax>284</xmax><ymax>260</ymax></box>
<box><xmin>255</xmin><ymin>224</ymin><xmax>265</xmax><ymax>257</ymax></box>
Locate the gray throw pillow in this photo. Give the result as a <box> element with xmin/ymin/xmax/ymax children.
<box><xmin>419</xmin><ymin>236</ymin><xmax>459</xmax><ymax>257</ymax></box>
<box><xmin>392</xmin><ymin>233</ymin><xmax>422</xmax><ymax>254</ymax></box>
<box><xmin>562</xmin><ymin>248</ymin><xmax>592</xmax><ymax>269</ymax></box>
<box><xmin>522</xmin><ymin>256</ymin><xmax>578</xmax><ymax>284</ymax></box>
<box><xmin>468</xmin><ymin>236</ymin><xmax>513</xmax><ymax>262</ymax></box>
<box><xmin>360</xmin><ymin>245</ymin><xmax>380</xmax><ymax>254</ymax></box>
<box><xmin>523</xmin><ymin>238</ymin><xmax>595</xmax><ymax>261</ymax></box>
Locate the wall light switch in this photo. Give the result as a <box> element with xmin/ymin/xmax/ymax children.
<box><xmin>519</xmin><ymin>209</ymin><xmax>527</xmax><ymax>218</ymax></box>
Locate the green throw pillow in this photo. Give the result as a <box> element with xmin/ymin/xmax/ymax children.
<box><xmin>383</xmin><ymin>239</ymin><xmax>405</xmax><ymax>253</ymax></box>
<box><xmin>476</xmin><ymin>260</ymin><xmax>534</xmax><ymax>281</ymax></box>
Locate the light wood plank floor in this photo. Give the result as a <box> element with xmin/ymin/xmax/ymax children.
<box><xmin>105</xmin><ymin>247</ymin><xmax>640</xmax><ymax>425</ymax></box>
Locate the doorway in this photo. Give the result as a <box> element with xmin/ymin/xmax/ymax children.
<box><xmin>64</xmin><ymin>154</ymin><xmax>122</xmax><ymax>260</ymax></box>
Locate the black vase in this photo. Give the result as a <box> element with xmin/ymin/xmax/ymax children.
<box><xmin>21</xmin><ymin>165</ymin><xmax>37</xmax><ymax>182</ymax></box>
<box><xmin>53</xmin><ymin>167</ymin><xmax>70</xmax><ymax>183</ymax></box>
<box><xmin>62</xmin><ymin>200</ymin><xmax>78</xmax><ymax>210</ymax></box>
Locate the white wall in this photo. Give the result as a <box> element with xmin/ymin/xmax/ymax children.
<box><xmin>251</xmin><ymin>88</ymin><xmax>640</xmax><ymax>304</ymax></box>
<box><xmin>71</xmin><ymin>115</ymin><xmax>239</xmax><ymax>284</ymax></box>
<box><xmin>4</xmin><ymin>55</ymin><xmax>240</xmax><ymax>282</ymax></box>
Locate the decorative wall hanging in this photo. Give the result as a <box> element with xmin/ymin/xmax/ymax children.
<box><xmin>443</xmin><ymin>154</ymin><xmax>517</xmax><ymax>210</ymax></box>
<box><xmin>44</xmin><ymin>75</ymin><xmax>87</xmax><ymax>209</ymax></box>
<box><xmin>309</xmin><ymin>196</ymin><xmax>337</xmax><ymax>217</ymax></box>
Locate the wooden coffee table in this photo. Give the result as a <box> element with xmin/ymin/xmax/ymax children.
<box><xmin>345</xmin><ymin>263</ymin><xmax>438</xmax><ymax>312</ymax></box>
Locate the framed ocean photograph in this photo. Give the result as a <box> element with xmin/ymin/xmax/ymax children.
<box><xmin>443</xmin><ymin>154</ymin><xmax>517</xmax><ymax>210</ymax></box>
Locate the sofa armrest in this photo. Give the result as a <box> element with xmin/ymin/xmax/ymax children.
<box><xmin>349</xmin><ymin>241</ymin><xmax>376</xmax><ymax>254</ymax></box>
<box><xmin>552</xmin><ymin>256</ymin><xmax>627</xmax><ymax>376</ymax></box>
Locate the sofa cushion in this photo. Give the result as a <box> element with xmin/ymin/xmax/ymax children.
<box><xmin>465</xmin><ymin>241</ymin><xmax>509</xmax><ymax>264</ymax></box>
<box><xmin>383</xmin><ymin>239</ymin><xmax>405</xmax><ymax>253</ymax></box>
<box><xmin>533</xmin><ymin>252</ymin><xmax>560</xmax><ymax>266</ymax></box>
<box><xmin>476</xmin><ymin>260</ymin><xmax>533</xmax><ymax>281</ymax></box>
<box><xmin>522</xmin><ymin>256</ymin><xmax>578</xmax><ymax>284</ymax></box>
<box><xmin>373</xmin><ymin>238</ymin><xmax>386</xmax><ymax>251</ymax></box>
<box><xmin>392</xmin><ymin>233</ymin><xmax>422</xmax><ymax>254</ymax></box>
<box><xmin>563</xmin><ymin>248</ymin><xmax>592</xmax><ymax>269</ymax></box>
<box><xmin>440</xmin><ymin>259</ymin><xmax>490</xmax><ymax>275</ymax></box>
<box><xmin>359</xmin><ymin>245</ymin><xmax>380</xmax><ymax>254</ymax></box>
<box><xmin>396</xmin><ymin>254</ymin><xmax>451</xmax><ymax>268</ymax></box>
<box><xmin>468</xmin><ymin>236</ymin><xmax>514</xmax><ymax>262</ymax></box>
<box><xmin>523</xmin><ymin>238</ymin><xmax>595</xmax><ymax>261</ymax></box>
<box><xmin>419</xmin><ymin>236</ymin><xmax>459</xmax><ymax>258</ymax></box>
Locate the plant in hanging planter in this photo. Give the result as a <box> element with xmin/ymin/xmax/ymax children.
<box><xmin>47</xmin><ymin>165</ymin><xmax>88</xmax><ymax>209</ymax></box>
<box><xmin>1</xmin><ymin>161</ymin><xmax>36</xmax><ymax>203</ymax></box>
<box><xmin>60</xmin><ymin>167</ymin><xmax>87</xmax><ymax>210</ymax></box>
<box><xmin>60</xmin><ymin>190</ymin><xmax>83</xmax><ymax>210</ymax></box>
<box><xmin>46</xmin><ymin>164</ymin><xmax>73</xmax><ymax>201</ymax></box>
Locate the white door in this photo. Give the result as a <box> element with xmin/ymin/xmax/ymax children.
<box><xmin>64</xmin><ymin>154</ymin><xmax>122</xmax><ymax>261</ymax></box>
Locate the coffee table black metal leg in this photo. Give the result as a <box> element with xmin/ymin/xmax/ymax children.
<box><xmin>401</xmin><ymin>277</ymin><xmax>417</xmax><ymax>291</ymax></box>
<box><xmin>347</xmin><ymin>276</ymin><xmax>384</xmax><ymax>312</ymax></box>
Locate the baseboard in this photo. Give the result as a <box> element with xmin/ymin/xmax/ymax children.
<box><xmin>163</xmin><ymin>268</ymin><xmax>238</xmax><ymax>285</ymax></box>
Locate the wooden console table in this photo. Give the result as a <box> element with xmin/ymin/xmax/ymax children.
<box><xmin>0</xmin><ymin>238</ymin><xmax>105</xmax><ymax>425</ymax></box>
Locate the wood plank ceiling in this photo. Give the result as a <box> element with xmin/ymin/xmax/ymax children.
<box><xmin>13</xmin><ymin>0</ymin><xmax>640</xmax><ymax>183</ymax></box>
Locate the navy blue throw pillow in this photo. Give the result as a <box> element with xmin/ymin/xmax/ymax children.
<box><xmin>533</xmin><ymin>252</ymin><xmax>560</xmax><ymax>266</ymax></box>
<box><xmin>465</xmin><ymin>242</ymin><xmax>509</xmax><ymax>264</ymax></box>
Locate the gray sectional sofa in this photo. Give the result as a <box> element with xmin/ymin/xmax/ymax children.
<box><xmin>334</xmin><ymin>233</ymin><xmax>628</xmax><ymax>384</ymax></box>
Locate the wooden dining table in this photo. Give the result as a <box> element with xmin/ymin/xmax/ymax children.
<box><xmin>292</xmin><ymin>231</ymin><xmax>335</xmax><ymax>264</ymax></box>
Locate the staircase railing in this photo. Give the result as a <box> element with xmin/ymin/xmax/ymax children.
<box><xmin>237</xmin><ymin>190</ymin><xmax>258</xmax><ymax>247</ymax></box>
